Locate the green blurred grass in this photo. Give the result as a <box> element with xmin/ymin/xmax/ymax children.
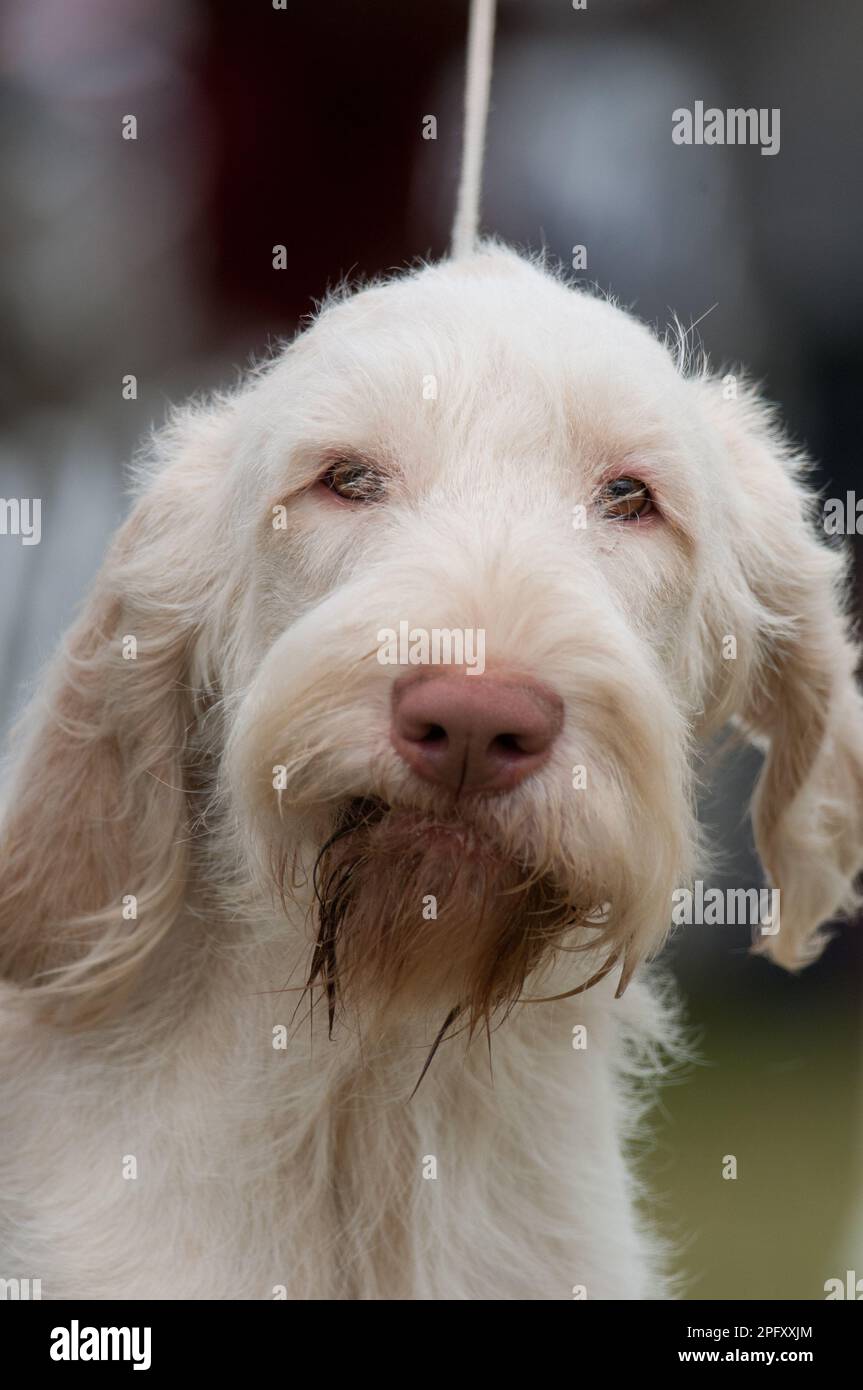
<box><xmin>641</xmin><ymin>991</ymin><xmax>862</xmax><ymax>1299</ymax></box>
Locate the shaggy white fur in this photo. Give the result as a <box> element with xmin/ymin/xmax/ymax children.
<box><xmin>1</xmin><ymin>245</ymin><xmax>861</xmax><ymax>1299</ymax></box>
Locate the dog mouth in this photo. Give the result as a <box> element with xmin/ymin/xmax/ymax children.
<box><xmin>335</xmin><ymin>796</ymin><xmax>506</xmax><ymax>860</ymax></box>
<box><xmin>298</xmin><ymin>796</ymin><xmax>620</xmax><ymax>1087</ymax></box>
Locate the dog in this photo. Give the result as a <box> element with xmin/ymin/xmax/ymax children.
<box><xmin>1</xmin><ymin>242</ymin><xmax>862</xmax><ymax>1300</ymax></box>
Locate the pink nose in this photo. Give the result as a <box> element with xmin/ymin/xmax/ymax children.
<box><xmin>391</xmin><ymin>673</ymin><xmax>563</xmax><ymax>794</ymax></box>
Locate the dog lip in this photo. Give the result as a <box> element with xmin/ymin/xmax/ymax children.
<box><xmin>349</xmin><ymin>798</ymin><xmax>506</xmax><ymax>860</ymax></box>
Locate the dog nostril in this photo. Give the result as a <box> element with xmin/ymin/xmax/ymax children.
<box><xmin>422</xmin><ymin>724</ymin><xmax>447</xmax><ymax>744</ymax></box>
<box><xmin>491</xmin><ymin>732</ymin><xmax>522</xmax><ymax>754</ymax></box>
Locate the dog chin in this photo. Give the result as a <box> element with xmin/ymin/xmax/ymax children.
<box><xmin>301</xmin><ymin>796</ymin><xmax>605</xmax><ymax>1036</ymax></box>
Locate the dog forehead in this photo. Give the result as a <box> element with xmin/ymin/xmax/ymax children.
<box><xmin>303</xmin><ymin>250</ymin><xmax>678</xmax><ymax>393</ymax></box>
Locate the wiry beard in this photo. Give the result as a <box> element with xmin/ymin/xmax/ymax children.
<box><xmin>301</xmin><ymin>797</ymin><xmax>620</xmax><ymax>1087</ymax></box>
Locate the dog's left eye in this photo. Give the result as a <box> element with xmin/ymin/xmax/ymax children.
<box><xmin>319</xmin><ymin>456</ymin><xmax>386</xmax><ymax>503</ymax></box>
<box><xmin>597</xmin><ymin>476</ymin><xmax>654</xmax><ymax>521</ymax></box>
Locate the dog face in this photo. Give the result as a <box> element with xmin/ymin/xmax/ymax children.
<box><xmin>223</xmin><ymin>251</ymin><xmax>707</xmax><ymax>1024</ymax></box>
<box><xmin>1</xmin><ymin>246</ymin><xmax>861</xmax><ymax>1029</ymax></box>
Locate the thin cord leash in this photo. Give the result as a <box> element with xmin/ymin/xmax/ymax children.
<box><xmin>451</xmin><ymin>0</ymin><xmax>497</xmax><ymax>258</ymax></box>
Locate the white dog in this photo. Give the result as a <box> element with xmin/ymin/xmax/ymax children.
<box><xmin>1</xmin><ymin>240</ymin><xmax>862</xmax><ymax>1300</ymax></box>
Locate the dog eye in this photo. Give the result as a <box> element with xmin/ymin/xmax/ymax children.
<box><xmin>319</xmin><ymin>457</ymin><xmax>386</xmax><ymax>503</ymax></box>
<box><xmin>597</xmin><ymin>476</ymin><xmax>654</xmax><ymax>521</ymax></box>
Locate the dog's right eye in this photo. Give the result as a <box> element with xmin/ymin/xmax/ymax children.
<box><xmin>597</xmin><ymin>476</ymin><xmax>655</xmax><ymax>521</ymax></box>
<box><xmin>319</xmin><ymin>457</ymin><xmax>386</xmax><ymax>503</ymax></box>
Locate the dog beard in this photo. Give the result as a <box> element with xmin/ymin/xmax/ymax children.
<box><xmin>303</xmin><ymin>797</ymin><xmax>618</xmax><ymax>1072</ymax></box>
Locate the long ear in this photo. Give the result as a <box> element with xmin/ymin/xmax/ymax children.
<box><xmin>698</xmin><ymin>377</ymin><xmax>863</xmax><ymax>969</ymax></box>
<box><xmin>0</xmin><ymin>405</ymin><xmax>230</xmax><ymax>1024</ymax></box>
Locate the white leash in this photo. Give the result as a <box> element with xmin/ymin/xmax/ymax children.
<box><xmin>451</xmin><ymin>0</ymin><xmax>497</xmax><ymax>258</ymax></box>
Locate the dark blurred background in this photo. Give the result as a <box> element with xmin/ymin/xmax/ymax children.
<box><xmin>1</xmin><ymin>0</ymin><xmax>861</xmax><ymax>1298</ymax></box>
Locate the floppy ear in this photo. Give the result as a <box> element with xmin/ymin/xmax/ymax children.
<box><xmin>698</xmin><ymin>378</ymin><xmax>863</xmax><ymax>969</ymax></box>
<box><xmin>0</xmin><ymin>406</ymin><xmax>230</xmax><ymax>1024</ymax></box>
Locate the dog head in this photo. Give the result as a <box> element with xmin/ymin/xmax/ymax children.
<box><xmin>2</xmin><ymin>245</ymin><xmax>861</xmax><ymax>1030</ymax></box>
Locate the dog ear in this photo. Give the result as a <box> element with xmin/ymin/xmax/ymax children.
<box><xmin>698</xmin><ymin>377</ymin><xmax>863</xmax><ymax>969</ymax></box>
<box><xmin>0</xmin><ymin>406</ymin><xmax>230</xmax><ymax>1024</ymax></box>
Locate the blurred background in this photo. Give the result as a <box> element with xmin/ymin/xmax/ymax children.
<box><xmin>1</xmin><ymin>0</ymin><xmax>861</xmax><ymax>1299</ymax></box>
